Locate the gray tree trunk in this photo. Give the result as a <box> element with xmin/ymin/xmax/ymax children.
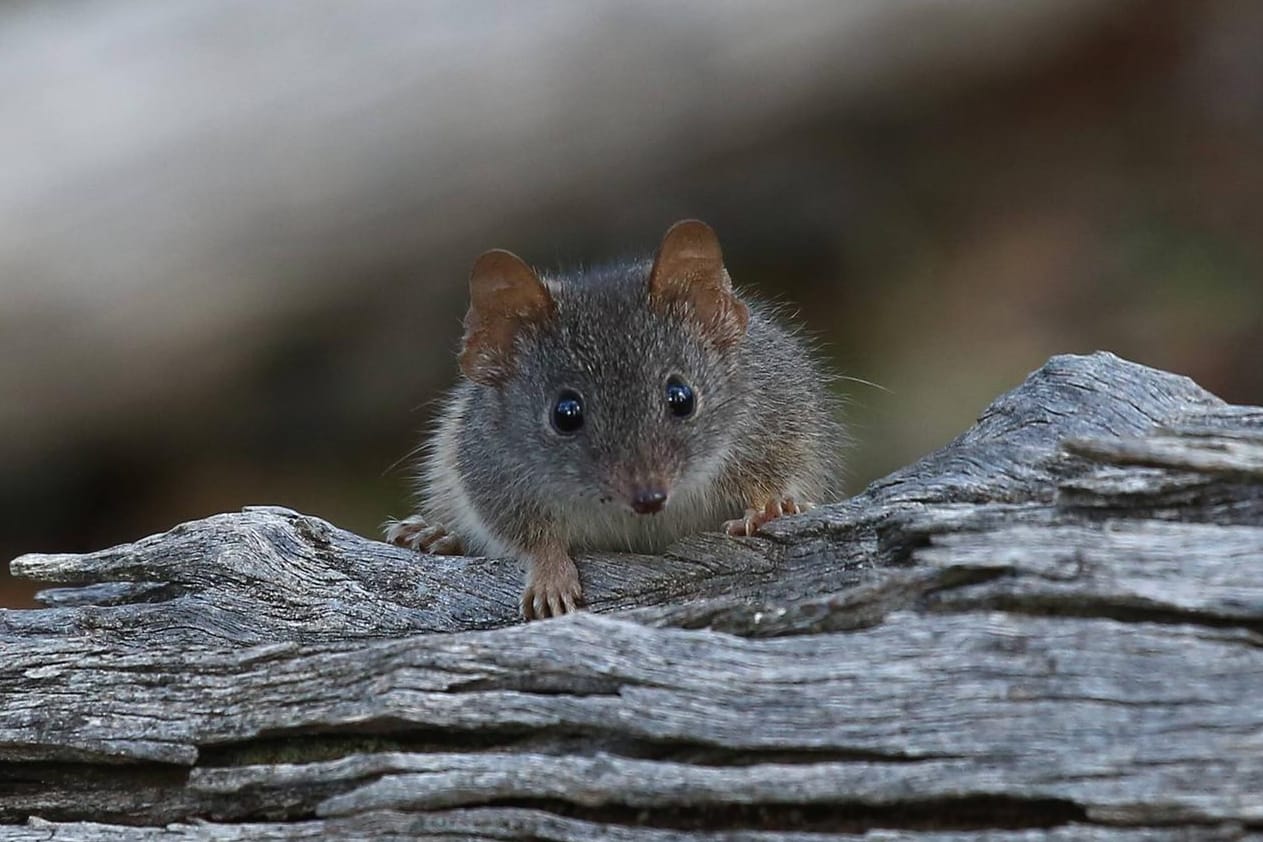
<box><xmin>3</xmin><ymin>351</ymin><xmax>1261</xmax><ymax>840</ymax></box>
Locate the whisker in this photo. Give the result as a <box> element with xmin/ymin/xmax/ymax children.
<box><xmin>833</xmin><ymin>374</ymin><xmax>890</xmax><ymax>394</ymax></box>
<box><xmin>382</xmin><ymin>439</ymin><xmax>427</xmax><ymax>478</ymax></box>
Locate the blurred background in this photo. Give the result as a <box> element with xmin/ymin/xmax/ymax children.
<box><xmin>3</xmin><ymin>0</ymin><xmax>1261</xmax><ymax>608</ymax></box>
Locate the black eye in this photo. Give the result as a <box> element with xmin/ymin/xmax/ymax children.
<box><xmin>665</xmin><ymin>377</ymin><xmax>695</xmax><ymax>418</ymax></box>
<box><xmin>551</xmin><ymin>389</ymin><xmax>584</xmax><ymax>434</ymax></box>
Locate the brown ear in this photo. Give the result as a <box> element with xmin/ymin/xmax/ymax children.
<box><xmin>458</xmin><ymin>249</ymin><xmax>555</xmax><ymax>386</ymax></box>
<box><xmin>647</xmin><ymin>220</ymin><xmax>749</xmax><ymax>348</ymax></box>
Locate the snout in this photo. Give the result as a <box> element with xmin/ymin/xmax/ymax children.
<box><xmin>608</xmin><ymin>464</ymin><xmax>675</xmax><ymax>516</ymax></box>
<box><xmin>630</xmin><ymin>488</ymin><xmax>668</xmax><ymax>515</ymax></box>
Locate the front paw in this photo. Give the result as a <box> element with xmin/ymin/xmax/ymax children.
<box><xmin>723</xmin><ymin>496</ymin><xmax>814</xmax><ymax>537</ymax></box>
<box><xmin>384</xmin><ymin>514</ymin><xmax>463</xmax><ymax>555</ymax></box>
<box><xmin>521</xmin><ymin>555</ymin><xmax>583</xmax><ymax>620</ymax></box>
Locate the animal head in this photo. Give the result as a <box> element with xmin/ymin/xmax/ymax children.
<box><xmin>458</xmin><ymin>220</ymin><xmax>750</xmax><ymax>514</ymax></box>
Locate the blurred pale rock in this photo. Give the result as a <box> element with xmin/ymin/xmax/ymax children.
<box><xmin>0</xmin><ymin>0</ymin><xmax>1125</xmax><ymax>468</ymax></box>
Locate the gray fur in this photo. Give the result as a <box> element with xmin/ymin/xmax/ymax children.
<box><xmin>405</xmin><ymin>254</ymin><xmax>845</xmax><ymax>560</ymax></box>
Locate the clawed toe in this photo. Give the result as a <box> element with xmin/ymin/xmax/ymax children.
<box><xmin>724</xmin><ymin>510</ymin><xmax>761</xmax><ymax>537</ymax></box>
<box><xmin>781</xmin><ymin>497</ymin><xmax>815</xmax><ymax>516</ymax></box>
<box><xmin>428</xmin><ymin>533</ymin><xmax>463</xmax><ymax>554</ymax></box>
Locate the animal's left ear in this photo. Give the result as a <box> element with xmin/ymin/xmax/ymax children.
<box><xmin>647</xmin><ymin>219</ymin><xmax>750</xmax><ymax>348</ymax></box>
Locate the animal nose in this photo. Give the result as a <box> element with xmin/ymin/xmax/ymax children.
<box><xmin>630</xmin><ymin>488</ymin><xmax>668</xmax><ymax>515</ymax></box>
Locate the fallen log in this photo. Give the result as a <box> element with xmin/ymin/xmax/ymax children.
<box><xmin>2</xmin><ymin>351</ymin><xmax>1261</xmax><ymax>839</ymax></box>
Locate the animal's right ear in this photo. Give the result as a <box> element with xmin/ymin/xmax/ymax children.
<box><xmin>459</xmin><ymin>249</ymin><xmax>556</xmax><ymax>386</ymax></box>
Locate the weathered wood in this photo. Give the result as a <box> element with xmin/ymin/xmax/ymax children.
<box><xmin>3</xmin><ymin>352</ymin><xmax>1261</xmax><ymax>839</ymax></box>
<box><xmin>9</xmin><ymin>813</ymin><xmax>1259</xmax><ymax>842</ymax></box>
